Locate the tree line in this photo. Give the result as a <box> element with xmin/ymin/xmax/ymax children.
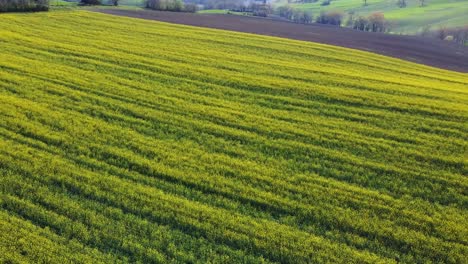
<box><xmin>277</xmin><ymin>6</ymin><xmax>340</xmax><ymax>25</ymax></box>
<box><xmin>422</xmin><ymin>25</ymin><xmax>468</xmax><ymax>45</ymax></box>
<box><xmin>275</xmin><ymin>5</ymin><xmax>467</xmax><ymax>45</ymax></box>
<box><xmin>349</xmin><ymin>12</ymin><xmax>389</xmax><ymax>33</ymax></box>
<box><xmin>276</xmin><ymin>7</ymin><xmax>390</xmax><ymax>33</ymax></box>
<box><xmin>146</xmin><ymin>0</ymin><xmax>198</xmax><ymax>12</ymax></box>
<box><xmin>0</xmin><ymin>0</ymin><xmax>48</xmax><ymax>12</ymax></box>
<box><xmin>79</xmin><ymin>0</ymin><xmax>198</xmax><ymax>12</ymax></box>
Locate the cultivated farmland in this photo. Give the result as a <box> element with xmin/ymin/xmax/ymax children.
<box><xmin>0</xmin><ymin>10</ymin><xmax>467</xmax><ymax>263</ymax></box>
<box><xmin>96</xmin><ymin>8</ymin><xmax>468</xmax><ymax>72</ymax></box>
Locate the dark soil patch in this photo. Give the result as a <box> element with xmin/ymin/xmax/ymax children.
<box><xmin>95</xmin><ymin>9</ymin><xmax>468</xmax><ymax>73</ymax></box>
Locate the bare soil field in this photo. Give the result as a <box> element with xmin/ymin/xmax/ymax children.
<box><xmin>95</xmin><ymin>9</ymin><xmax>468</xmax><ymax>72</ymax></box>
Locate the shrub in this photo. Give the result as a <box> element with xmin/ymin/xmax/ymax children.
<box><xmin>321</xmin><ymin>0</ymin><xmax>330</xmax><ymax>6</ymax></box>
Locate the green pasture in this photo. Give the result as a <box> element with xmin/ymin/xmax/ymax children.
<box><xmin>285</xmin><ymin>0</ymin><xmax>468</xmax><ymax>33</ymax></box>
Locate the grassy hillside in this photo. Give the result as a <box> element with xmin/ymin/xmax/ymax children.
<box><xmin>0</xmin><ymin>10</ymin><xmax>467</xmax><ymax>263</ymax></box>
<box><xmin>285</xmin><ymin>0</ymin><xmax>468</xmax><ymax>33</ymax></box>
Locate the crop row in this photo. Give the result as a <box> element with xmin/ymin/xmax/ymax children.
<box><xmin>0</xmin><ymin>10</ymin><xmax>467</xmax><ymax>263</ymax></box>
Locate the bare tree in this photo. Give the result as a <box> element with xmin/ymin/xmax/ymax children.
<box><xmin>420</xmin><ymin>25</ymin><xmax>431</xmax><ymax>37</ymax></box>
<box><xmin>419</xmin><ymin>0</ymin><xmax>425</xmax><ymax>6</ymax></box>
<box><xmin>345</xmin><ymin>11</ymin><xmax>355</xmax><ymax>27</ymax></box>
<box><xmin>316</xmin><ymin>10</ymin><xmax>344</xmax><ymax>26</ymax></box>
<box><xmin>463</xmin><ymin>26</ymin><xmax>468</xmax><ymax>45</ymax></box>
<box><xmin>146</xmin><ymin>0</ymin><xmax>162</xmax><ymax>9</ymax></box>
<box><xmin>436</xmin><ymin>26</ymin><xmax>448</xmax><ymax>40</ymax></box>
<box><xmin>353</xmin><ymin>16</ymin><xmax>368</xmax><ymax>31</ymax></box>
<box><xmin>448</xmin><ymin>26</ymin><xmax>468</xmax><ymax>45</ymax></box>
<box><xmin>451</xmin><ymin>28</ymin><xmax>462</xmax><ymax>43</ymax></box>
<box><xmin>397</xmin><ymin>0</ymin><xmax>406</xmax><ymax>8</ymax></box>
<box><xmin>368</xmin><ymin>12</ymin><xmax>386</xmax><ymax>32</ymax></box>
<box><xmin>277</xmin><ymin>5</ymin><xmax>294</xmax><ymax>20</ymax></box>
<box><xmin>183</xmin><ymin>3</ymin><xmax>198</xmax><ymax>12</ymax></box>
<box><xmin>363</xmin><ymin>0</ymin><xmax>367</xmax><ymax>6</ymax></box>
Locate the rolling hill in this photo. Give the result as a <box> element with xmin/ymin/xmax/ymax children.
<box><xmin>0</xmin><ymin>10</ymin><xmax>467</xmax><ymax>263</ymax></box>
<box><xmin>285</xmin><ymin>0</ymin><xmax>468</xmax><ymax>33</ymax></box>
<box><xmin>96</xmin><ymin>8</ymin><xmax>468</xmax><ymax>72</ymax></box>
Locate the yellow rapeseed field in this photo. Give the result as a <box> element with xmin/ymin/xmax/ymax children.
<box><xmin>0</xmin><ymin>10</ymin><xmax>467</xmax><ymax>263</ymax></box>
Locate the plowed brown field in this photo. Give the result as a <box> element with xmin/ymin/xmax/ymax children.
<box><xmin>95</xmin><ymin>9</ymin><xmax>468</xmax><ymax>72</ymax></box>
